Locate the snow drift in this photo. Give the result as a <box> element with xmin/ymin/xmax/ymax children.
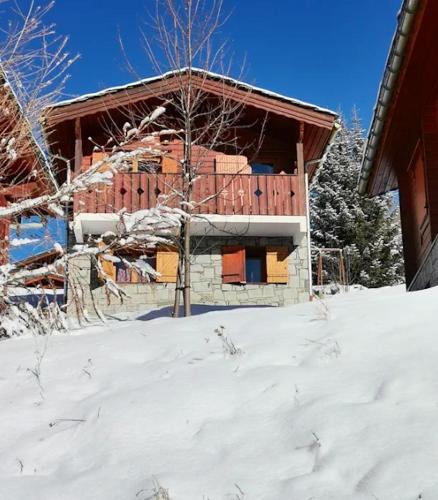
<box><xmin>0</xmin><ymin>286</ymin><xmax>436</xmax><ymax>499</ymax></box>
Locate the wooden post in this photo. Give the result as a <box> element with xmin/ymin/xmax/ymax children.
<box><xmin>317</xmin><ymin>251</ymin><xmax>323</xmax><ymax>286</ymax></box>
<box><xmin>0</xmin><ymin>195</ymin><xmax>9</xmax><ymax>265</ymax></box>
<box><xmin>339</xmin><ymin>250</ymin><xmax>346</xmax><ymax>287</ymax></box>
<box><xmin>74</xmin><ymin>117</ymin><xmax>83</xmax><ymax>173</ymax></box>
<box><xmin>296</xmin><ymin>122</ymin><xmax>305</xmax><ymax>215</ymax></box>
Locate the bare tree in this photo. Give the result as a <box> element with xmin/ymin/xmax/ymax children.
<box><xmin>0</xmin><ymin>0</ymin><xmax>79</xmax><ymax>186</ymax></box>
<box><xmin>0</xmin><ymin>2</ymin><xmax>183</xmax><ymax>336</ymax></box>
<box><xmin>139</xmin><ymin>0</ymin><xmax>262</xmax><ymax>317</ymax></box>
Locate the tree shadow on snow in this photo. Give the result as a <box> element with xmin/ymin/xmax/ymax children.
<box><xmin>136</xmin><ymin>304</ymin><xmax>272</xmax><ymax>321</ymax></box>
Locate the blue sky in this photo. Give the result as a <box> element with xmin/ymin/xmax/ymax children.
<box><xmin>10</xmin><ymin>218</ymin><xmax>66</xmax><ymax>262</ymax></box>
<box><xmin>47</xmin><ymin>0</ymin><xmax>400</xmax><ymax>125</ymax></box>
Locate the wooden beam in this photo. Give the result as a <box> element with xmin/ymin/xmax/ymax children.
<box><xmin>296</xmin><ymin>139</ymin><xmax>305</xmax><ymax>214</ymax></box>
<box><xmin>299</xmin><ymin>121</ymin><xmax>305</xmax><ymax>143</ymax></box>
<box><xmin>74</xmin><ymin>117</ymin><xmax>83</xmax><ymax>173</ymax></box>
<box><xmin>24</xmin><ymin>275</ymin><xmax>64</xmax><ymax>286</ymax></box>
<box><xmin>296</xmin><ymin>138</ymin><xmax>304</xmax><ymax>176</ymax></box>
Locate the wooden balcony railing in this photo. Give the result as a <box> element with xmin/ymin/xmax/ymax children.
<box><xmin>74</xmin><ymin>173</ymin><xmax>305</xmax><ymax>217</ymax></box>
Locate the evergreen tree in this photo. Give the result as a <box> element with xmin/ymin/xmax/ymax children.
<box><xmin>310</xmin><ymin>109</ymin><xmax>404</xmax><ymax>288</ymax></box>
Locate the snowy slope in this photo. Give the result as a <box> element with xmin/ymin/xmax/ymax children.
<box><xmin>0</xmin><ymin>286</ymin><xmax>437</xmax><ymax>500</ymax></box>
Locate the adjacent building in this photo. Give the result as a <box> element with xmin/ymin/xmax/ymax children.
<box><xmin>359</xmin><ymin>0</ymin><xmax>438</xmax><ymax>291</ymax></box>
<box><xmin>0</xmin><ymin>67</ymin><xmax>56</xmax><ymax>264</ymax></box>
<box><xmin>43</xmin><ymin>69</ymin><xmax>338</xmax><ymax>314</ymax></box>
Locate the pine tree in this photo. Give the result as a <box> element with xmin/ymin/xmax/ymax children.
<box><xmin>310</xmin><ymin>109</ymin><xmax>404</xmax><ymax>288</ymax></box>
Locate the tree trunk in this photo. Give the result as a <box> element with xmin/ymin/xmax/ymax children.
<box><xmin>172</xmin><ymin>256</ymin><xmax>182</xmax><ymax>317</ymax></box>
<box><xmin>183</xmin><ymin>218</ymin><xmax>191</xmax><ymax>316</ymax></box>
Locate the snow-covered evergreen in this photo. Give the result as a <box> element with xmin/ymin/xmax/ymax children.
<box><xmin>310</xmin><ymin>109</ymin><xmax>404</xmax><ymax>287</ymax></box>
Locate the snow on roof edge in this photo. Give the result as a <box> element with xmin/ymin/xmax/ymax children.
<box><xmin>47</xmin><ymin>67</ymin><xmax>337</xmax><ymax>117</ymax></box>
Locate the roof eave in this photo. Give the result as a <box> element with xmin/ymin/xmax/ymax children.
<box><xmin>358</xmin><ymin>0</ymin><xmax>421</xmax><ymax>196</ymax></box>
<box><xmin>43</xmin><ymin>67</ymin><xmax>337</xmax><ymax>123</ymax></box>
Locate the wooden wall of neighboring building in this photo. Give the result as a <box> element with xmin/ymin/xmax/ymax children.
<box><xmin>367</xmin><ymin>0</ymin><xmax>438</xmax><ymax>288</ymax></box>
<box><xmin>422</xmin><ymin>102</ymin><xmax>438</xmax><ymax>239</ymax></box>
<box><xmin>398</xmin><ymin>104</ymin><xmax>438</xmax><ymax>287</ymax></box>
<box><xmin>399</xmin><ymin>143</ymin><xmax>430</xmax><ymax>284</ymax></box>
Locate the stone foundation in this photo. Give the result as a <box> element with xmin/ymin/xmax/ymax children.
<box><xmin>67</xmin><ymin>235</ymin><xmax>310</xmax><ymax>318</ymax></box>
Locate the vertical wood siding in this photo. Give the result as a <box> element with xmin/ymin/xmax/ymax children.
<box><xmin>74</xmin><ymin>173</ymin><xmax>305</xmax><ymax>216</ymax></box>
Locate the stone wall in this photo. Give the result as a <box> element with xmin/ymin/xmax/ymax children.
<box><xmin>189</xmin><ymin>236</ymin><xmax>309</xmax><ymax>307</ymax></box>
<box><xmin>67</xmin><ymin>235</ymin><xmax>310</xmax><ymax>318</ymax></box>
<box><xmin>409</xmin><ymin>234</ymin><xmax>438</xmax><ymax>291</ymax></box>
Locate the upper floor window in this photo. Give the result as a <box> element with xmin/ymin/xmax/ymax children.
<box><xmin>251</xmin><ymin>163</ymin><xmax>274</xmax><ymax>174</ymax></box>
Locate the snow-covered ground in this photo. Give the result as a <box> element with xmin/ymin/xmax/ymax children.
<box><xmin>1</xmin><ymin>285</ymin><xmax>437</xmax><ymax>499</ymax></box>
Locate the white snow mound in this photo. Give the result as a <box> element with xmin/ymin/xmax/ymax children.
<box><xmin>0</xmin><ymin>285</ymin><xmax>437</xmax><ymax>500</ymax></box>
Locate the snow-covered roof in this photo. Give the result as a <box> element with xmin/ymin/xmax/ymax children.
<box><xmin>48</xmin><ymin>67</ymin><xmax>337</xmax><ymax>117</ymax></box>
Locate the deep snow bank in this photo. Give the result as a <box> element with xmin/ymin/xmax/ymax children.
<box><xmin>0</xmin><ymin>286</ymin><xmax>437</xmax><ymax>500</ymax></box>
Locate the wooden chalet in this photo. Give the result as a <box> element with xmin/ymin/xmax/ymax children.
<box><xmin>0</xmin><ymin>68</ymin><xmax>57</xmax><ymax>264</ymax></box>
<box><xmin>43</xmin><ymin>69</ymin><xmax>338</xmax><ymax>313</ymax></box>
<box><xmin>359</xmin><ymin>0</ymin><xmax>438</xmax><ymax>290</ymax></box>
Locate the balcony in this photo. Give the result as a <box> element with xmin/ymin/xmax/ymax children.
<box><xmin>74</xmin><ymin>173</ymin><xmax>305</xmax><ymax>217</ymax></box>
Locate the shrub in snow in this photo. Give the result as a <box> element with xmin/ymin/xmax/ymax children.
<box><xmin>215</xmin><ymin>325</ymin><xmax>243</xmax><ymax>357</ymax></box>
<box><xmin>136</xmin><ymin>478</ymin><xmax>170</xmax><ymax>500</ymax></box>
<box><xmin>313</xmin><ymin>295</ymin><xmax>330</xmax><ymax>321</ymax></box>
<box><xmin>151</xmin><ymin>485</ymin><xmax>170</xmax><ymax>500</ymax></box>
<box><xmin>0</xmin><ymin>296</ymin><xmax>66</xmax><ymax>339</ymax></box>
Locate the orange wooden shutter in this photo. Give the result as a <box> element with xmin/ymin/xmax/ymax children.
<box><xmin>222</xmin><ymin>246</ymin><xmax>245</xmax><ymax>283</ymax></box>
<box><xmin>99</xmin><ymin>255</ymin><xmax>116</xmax><ymax>282</ymax></box>
<box><xmin>156</xmin><ymin>247</ymin><xmax>178</xmax><ymax>283</ymax></box>
<box><xmin>162</xmin><ymin>156</ymin><xmax>179</xmax><ymax>173</ymax></box>
<box><xmin>266</xmin><ymin>246</ymin><xmax>289</xmax><ymax>284</ymax></box>
<box><xmin>98</xmin><ymin>242</ymin><xmax>116</xmax><ymax>281</ymax></box>
<box><xmin>130</xmin><ymin>268</ymin><xmax>139</xmax><ymax>283</ymax></box>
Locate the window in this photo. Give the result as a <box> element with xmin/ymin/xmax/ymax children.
<box><xmin>245</xmin><ymin>247</ymin><xmax>267</xmax><ymax>283</ymax></box>
<box><xmin>137</xmin><ymin>160</ymin><xmax>160</xmax><ymax>173</ymax></box>
<box><xmin>251</xmin><ymin>163</ymin><xmax>274</xmax><ymax>174</ymax></box>
<box><xmin>222</xmin><ymin>246</ymin><xmax>288</xmax><ymax>284</ymax></box>
<box><xmin>114</xmin><ymin>257</ymin><xmax>155</xmax><ymax>283</ymax></box>
<box><xmin>97</xmin><ymin>247</ymin><xmax>178</xmax><ymax>284</ymax></box>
